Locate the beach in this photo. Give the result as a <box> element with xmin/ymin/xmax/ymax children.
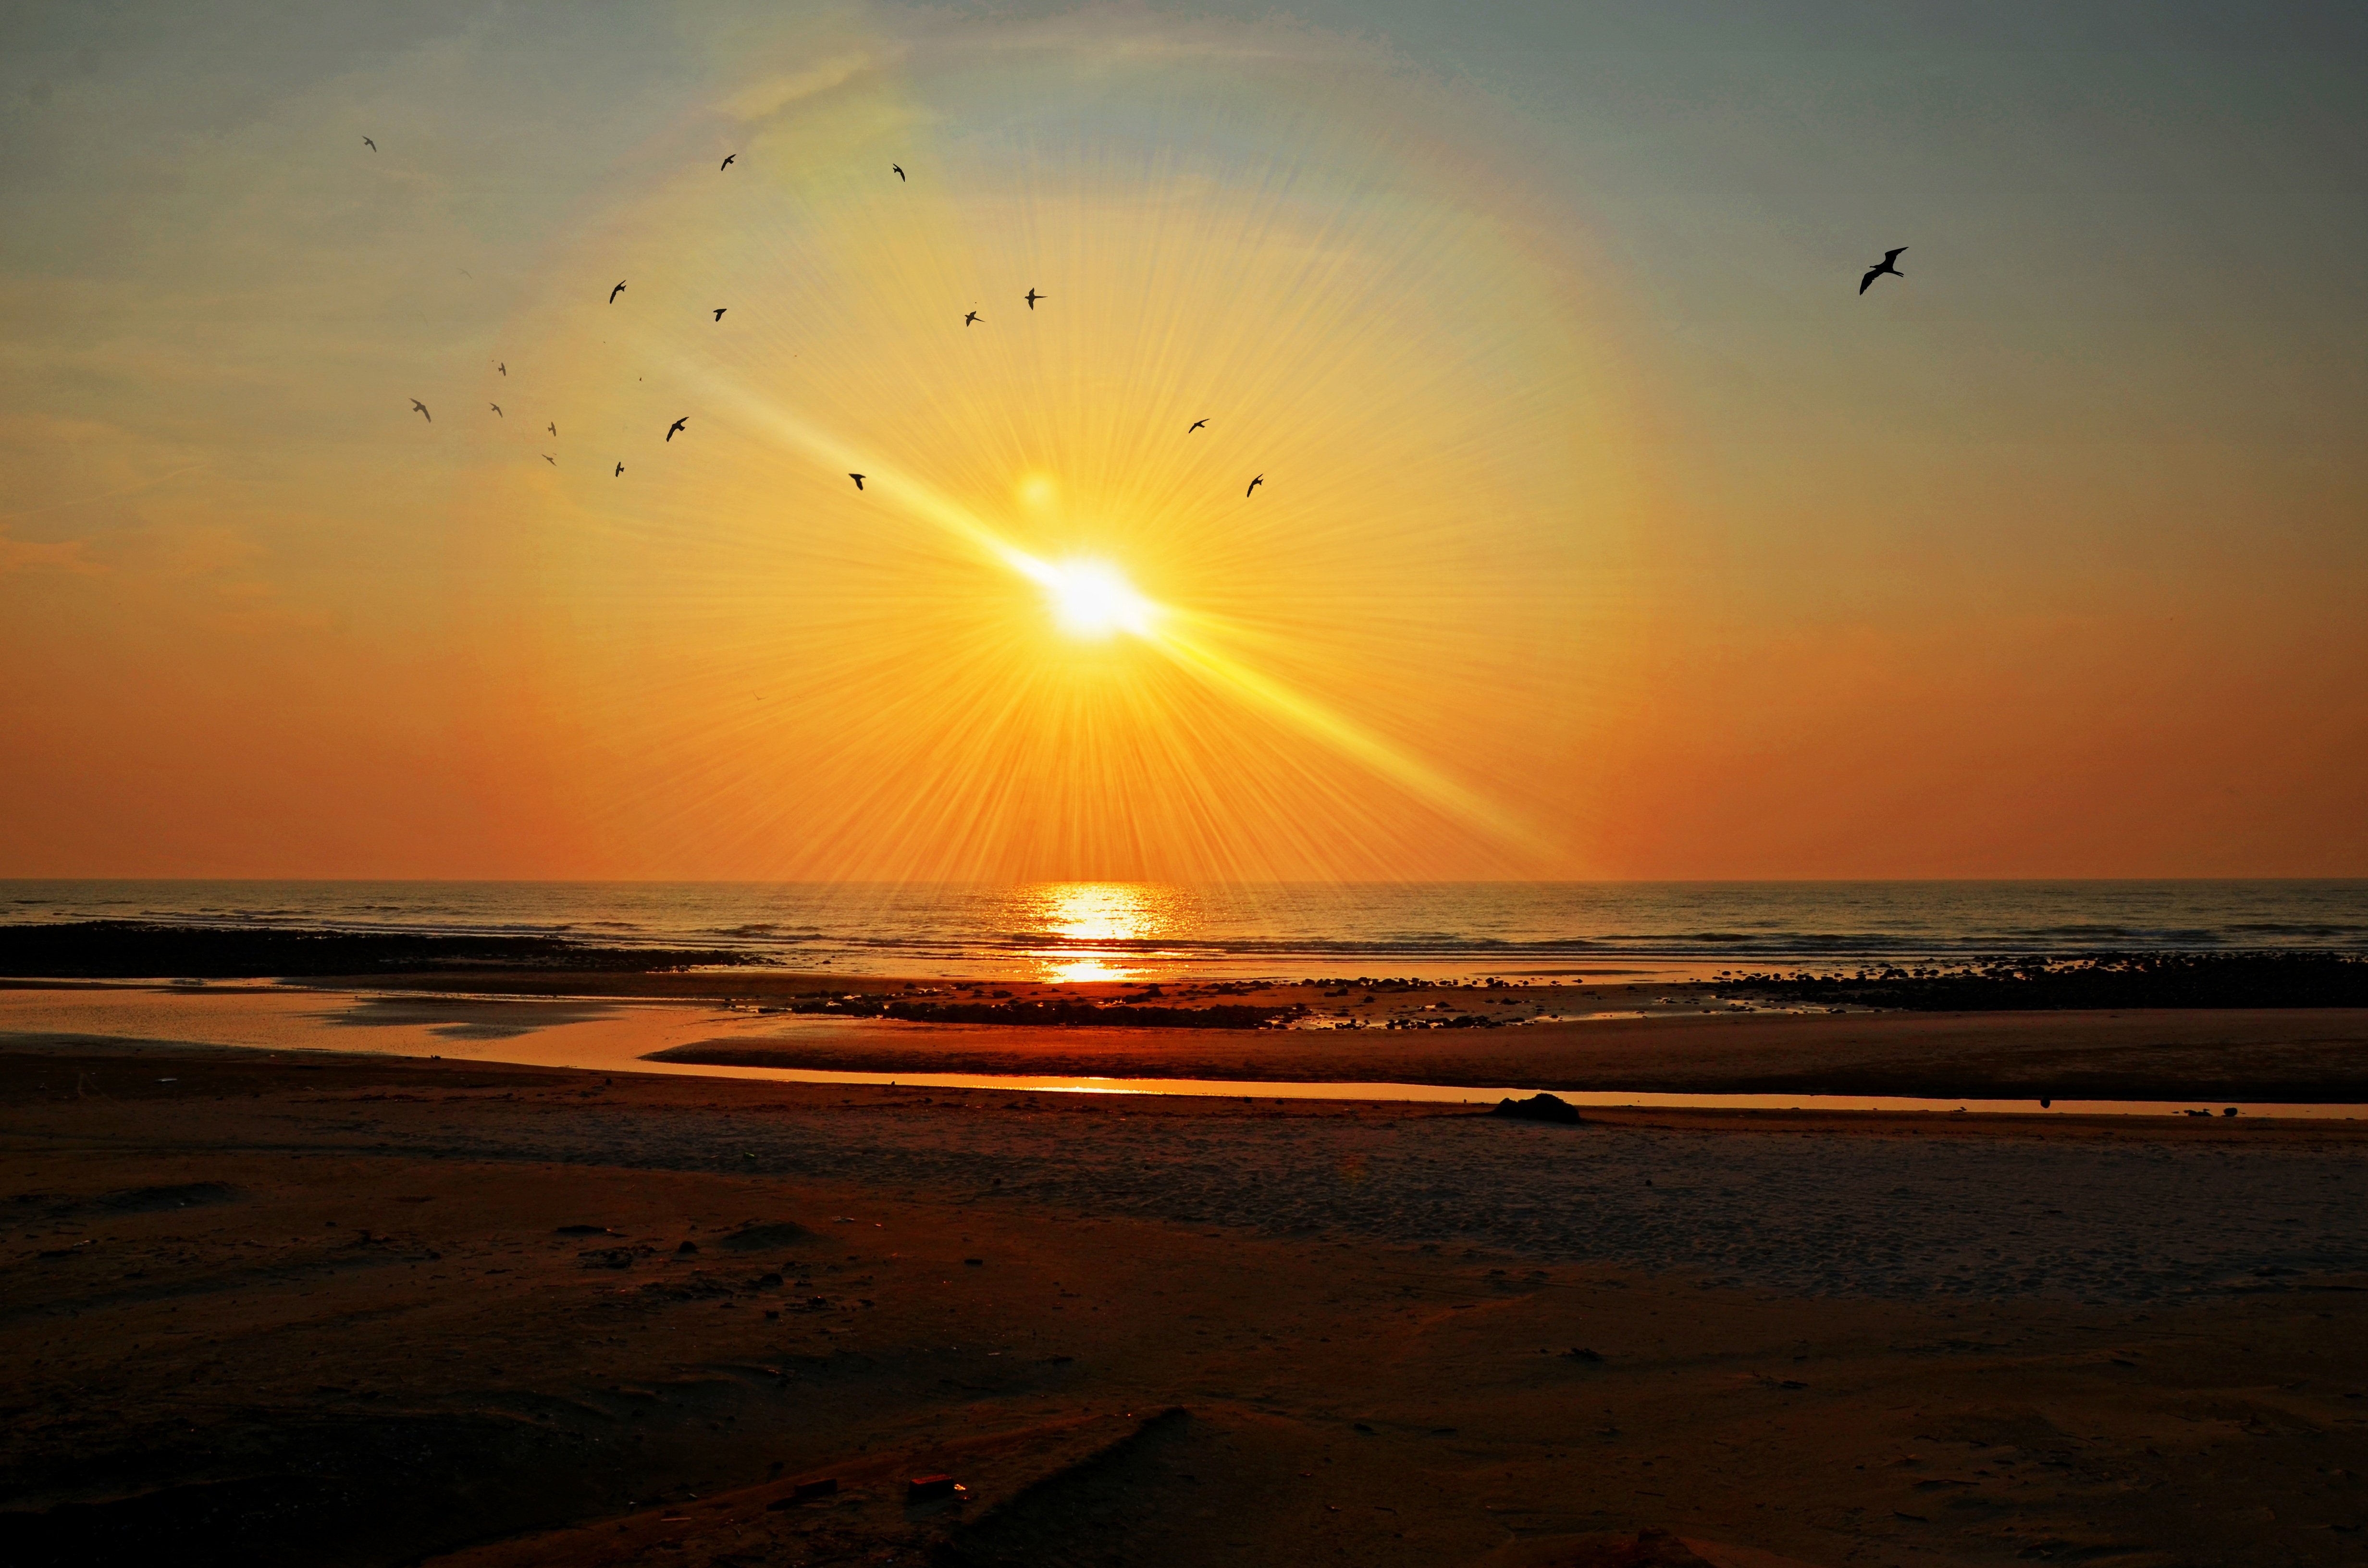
<box><xmin>7</xmin><ymin>1035</ymin><xmax>2367</xmax><ymax>1566</ymax></box>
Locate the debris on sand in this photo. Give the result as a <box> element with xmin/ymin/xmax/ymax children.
<box><xmin>1489</xmin><ymin>1092</ymin><xmax>1582</xmax><ymax>1125</ymax></box>
<box><xmin>907</xmin><ymin>1473</ymin><xmax>963</xmax><ymax>1501</ymax></box>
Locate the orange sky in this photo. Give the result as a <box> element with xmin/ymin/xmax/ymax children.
<box><xmin>3</xmin><ymin>4</ymin><xmax>2363</xmax><ymax>880</ymax></box>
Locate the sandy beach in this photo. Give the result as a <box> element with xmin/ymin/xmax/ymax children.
<box><xmin>7</xmin><ymin>1036</ymin><xmax>2367</xmax><ymax>1566</ymax></box>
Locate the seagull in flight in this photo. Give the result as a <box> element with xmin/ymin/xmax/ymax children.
<box><xmin>666</xmin><ymin>416</ymin><xmax>688</xmax><ymax>441</ymax></box>
<box><xmin>496</xmin><ymin>362</ymin><xmax>506</xmax><ymax>376</ymax></box>
<box><xmin>849</xmin><ymin>473</ymin><xmax>865</xmax><ymax>490</ymax></box>
<box><xmin>609</xmin><ymin>280</ymin><xmax>627</xmax><ymax>303</ymax></box>
<box><xmin>614</xmin><ymin>462</ymin><xmax>624</xmax><ymax>477</ymax></box>
<box><xmin>1024</xmin><ymin>288</ymin><xmax>1044</xmax><ymax>309</ymax></box>
<box><xmin>546</xmin><ymin>421</ymin><xmax>557</xmax><ymax>436</ymax></box>
<box><xmin>720</xmin><ymin>153</ymin><xmax>736</xmax><ymax>171</ymax></box>
<box><xmin>713</xmin><ymin>307</ymin><xmax>726</xmax><ymax>320</ymax></box>
<box><xmin>1859</xmin><ymin>247</ymin><xmax>1907</xmax><ymax>294</ymax></box>
<box><xmin>964</xmin><ymin>310</ymin><xmax>980</xmax><ymax>326</ymax></box>
<box><xmin>362</xmin><ymin>136</ymin><xmax>375</xmax><ymax>151</ymax></box>
<box><xmin>409</xmin><ymin>399</ymin><xmax>431</xmax><ymax>423</ymax></box>
<box><xmin>1187</xmin><ymin>418</ymin><xmax>1208</xmax><ymax>433</ymax></box>
<box><xmin>543</xmin><ymin>453</ymin><xmax>555</xmax><ymax>466</ymax></box>
<box><xmin>489</xmin><ymin>403</ymin><xmax>502</xmax><ymax>418</ymax></box>
<box><xmin>892</xmin><ymin>163</ymin><xmax>905</xmax><ymax>181</ymax></box>
<box><xmin>1245</xmin><ymin>474</ymin><xmax>1263</xmax><ymax>497</ymax></box>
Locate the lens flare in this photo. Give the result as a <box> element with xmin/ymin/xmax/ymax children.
<box><xmin>1045</xmin><ymin>561</ymin><xmax>1154</xmax><ymax>640</ymax></box>
<box><xmin>473</xmin><ymin>12</ymin><xmax>1653</xmax><ymax>882</ymax></box>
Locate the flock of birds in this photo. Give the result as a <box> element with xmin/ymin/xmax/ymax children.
<box><xmin>386</xmin><ymin>135</ymin><xmax>1909</xmax><ymax>497</ymax></box>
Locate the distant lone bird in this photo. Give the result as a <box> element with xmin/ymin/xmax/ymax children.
<box><xmin>1025</xmin><ymin>288</ymin><xmax>1044</xmax><ymax>309</ymax></box>
<box><xmin>609</xmin><ymin>280</ymin><xmax>627</xmax><ymax>303</ymax></box>
<box><xmin>666</xmin><ymin>416</ymin><xmax>688</xmax><ymax>441</ymax></box>
<box><xmin>546</xmin><ymin>421</ymin><xmax>557</xmax><ymax>436</ymax></box>
<box><xmin>497</xmin><ymin>362</ymin><xmax>506</xmax><ymax>376</ymax></box>
<box><xmin>720</xmin><ymin>153</ymin><xmax>736</xmax><ymax>171</ymax></box>
<box><xmin>1859</xmin><ymin>247</ymin><xmax>1907</xmax><ymax>294</ymax></box>
<box><xmin>1246</xmin><ymin>474</ymin><xmax>1263</xmax><ymax>497</ymax></box>
<box><xmin>489</xmin><ymin>403</ymin><xmax>502</xmax><ymax>417</ymax></box>
<box><xmin>964</xmin><ymin>310</ymin><xmax>980</xmax><ymax>326</ymax></box>
<box><xmin>1187</xmin><ymin>418</ymin><xmax>1208</xmax><ymax>433</ymax></box>
<box><xmin>892</xmin><ymin>163</ymin><xmax>905</xmax><ymax>181</ymax></box>
<box><xmin>714</xmin><ymin>307</ymin><xmax>727</xmax><ymax>320</ymax></box>
<box><xmin>410</xmin><ymin>399</ymin><xmax>431</xmax><ymax>423</ymax></box>
<box><xmin>363</xmin><ymin>136</ymin><xmax>375</xmax><ymax>151</ymax></box>
<box><xmin>543</xmin><ymin>453</ymin><xmax>555</xmax><ymax>466</ymax></box>
<box><xmin>614</xmin><ymin>462</ymin><xmax>623</xmax><ymax>477</ymax></box>
<box><xmin>849</xmin><ymin>473</ymin><xmax>865</xmax><ymax>490</ymax></box>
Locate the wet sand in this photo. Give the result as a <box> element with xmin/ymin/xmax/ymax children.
<box><xmin>662</xmin><ymin>1005</ymin><xmax>2368</xmax><ymax>1103</ymax></box>
<box><xmin>5</xmin><ymin>1040</ymin><xmax>2367</xmax><ymax>1567</ymax></box>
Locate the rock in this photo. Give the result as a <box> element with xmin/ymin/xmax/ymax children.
<box><xmin>719</xmin><ymin>1221</ymin><xmax>817</xmax><ymax>1251</ymax></box>
<box><xmin>1489</xmin><ymin>1092</ymin><xmax>1582</xmax><ymax>1125</ymax></box>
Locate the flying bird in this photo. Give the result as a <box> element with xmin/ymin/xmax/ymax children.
<box><xmin>891</xmin><ymin>163</ymin><xmax>905</xmax><ymax>181</ymax></box>
<box><xmin>489</xmin><ymin>403</ymin><xmax>502</xmax><ymax>417</ymax></box>
<box><xmin>409</xmin><ymin>399</ymin><xmax>431</xmax><ymax>423</ymax></box>
<box><xmin>720</xmin><ymin>153</ymin><xmax>736</xmax><ymax>171</ymax></box>
<box><xmin>496</xmin><ymin>362</ymin><xmax>506</xmax><ymax>376</ymax></box>
<box><xmin>964</xmin><ymin>310</ymin><xmax>980</xmax><ymax>326</ymax></box>
<box><xmin>849</xmin><ymin>473</ymin><xmax>865</xmax><ymax>490</ymax></box>
<box><xmin>609</xmin><ymin>280</ymin><xmax>627</xmax><ymax>303</ymax></box>
<box><xmin>666</xmin><ymin>416</ymin><xmax>687</xmax><ymax>441</ymax></box>
<box><xmin>546</xmin><ymin>421</ymin><xmax>557</xmax><ymax>436</ymax></box>
<box><xmin>1187</xmin><ymin>418</ymin><xmax>1208</xmax><ymax>433</ymax></box>
<box><xmin>1859</xmin><ymin>247</ymin><xmax>1907</xmax><ymax>294</ymax></box>
<box><xmin>1246</xmin><ymin>474</ymin><xmax>1263</xmax><ymax>497</ymax></box>
<box><xmin>713</xmin><ymin>307</ymin><xmax>726</xmax><ymax>320</ymax></box>
<box><xmin>614</xmin><ymin>462</ymin><xmax>623</xmax><ymax>477</ymax></box>
<box><xmin>1024</xmin><ymin>288</ymin><xmax>1044</xmax><ymax>309</ymax></box>
<box><xmin>543</xmin><ymin>454</ymin><xmax>555</xmax><ymax>466</ymax></box>
<box><xmin>362</xmin><ymin>136</ymin><xmax>375</xmax><ymax>151</ymax></box>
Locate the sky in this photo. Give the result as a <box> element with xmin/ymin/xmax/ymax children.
<box><xmin>1</xmin><ymin>1</ymin><xmax>2363</xmax><ymax>882</ymax></box>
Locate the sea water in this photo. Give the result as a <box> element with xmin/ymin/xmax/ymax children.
<box><xmin>5</xmin><ymin>879</ymin><xmax>2364</xmax><ymax>983</ymax></box>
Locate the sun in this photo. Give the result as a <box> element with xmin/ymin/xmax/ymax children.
<box><xmin>1046</xmin><ymin>560</ymin><xmax>1155</xmax><ymax>640</ymax></box>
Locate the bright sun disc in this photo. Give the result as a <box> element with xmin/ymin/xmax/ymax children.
<box><xmin>1047</xmin><ymin>560</ymin><xmax>1155</xmax><ymax>640</ymax></box>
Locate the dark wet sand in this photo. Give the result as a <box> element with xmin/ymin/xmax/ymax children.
<box><xmin>5</xmin><ymin>1040</ymin><xmax>2367</xmax><ymax>1567</ymax></box>
<box><xmin>660</xmin><ymin>1005</ymin><xmax>2368</xmax><ymax>1102</ymax></box>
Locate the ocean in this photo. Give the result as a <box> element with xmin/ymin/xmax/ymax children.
<box><xmin>4</xmin><ymin>880</ymin><xmax>2364</xmax><ymax>984</ymax></box>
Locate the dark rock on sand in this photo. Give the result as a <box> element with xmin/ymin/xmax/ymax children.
<box><xmin>1490</xmin><ymin>1092</ymin><xmax>1582</xmax><ymax>1125</ymax></box>
<box><xmin>719</xmin><ymin>1220</ymin><xmax>816</xmax><ymax>1250</ymax></box>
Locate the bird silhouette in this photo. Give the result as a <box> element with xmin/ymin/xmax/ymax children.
<box><xmin>666</xmin><ymin>417</ymin><xmax>688</xmax><ymax>441</ymax></box>
<box><xmin>713</xmin><ymin>307</ymin><xmax>726</xmax><ymax>321</ymax></box>
<box><xmin>547</xmin><ymin>421</ymin><xmax>557</xmax><ymax>437</ymax></box>
<box><xmin>1188</xmin><ymin>418</ymin><xmax>1208</xmax><ymax>433</ymax></box>
<box><xmin>496</xmin><ymin>362</ymin><xmax>506</xmax><ymax>376</ymax></box>
<box><xmin>362</xmin><ymin>136</ymin><xmax>375</xmax><ymax>151</ymax></box>
<box><xmin>1246</xmin><ymin>474</ymin><xmax>1263</xmax><ymax>497</ymax></box>
<box><xmin>1859</xmin><ymin>247</ymin><xmax>1907</xmax><ymax>294</ymax></box>
<box><xmin>609</xmin><ymin>280</ymin><xmax>627</xmax><ymax>303</ymax></box>
<box><xmin>489</xmin><ymin>403</ymin><xmax>502</xmax><ymax>417</ymax></box>
<box><xmin>850</xmin><ymin>473</ymin><xmax>865</xmax><ymax>490</ymax></box>
<box><xmin>1025</xmin><ymin>288</ymin><xmax>1044</xmax><ymax>309</ymax></box>
<box><xmin>543</xmin><ymin>454</ymin><xmax>555</xmax><ymax>466</ymax></box>
<box><xmin>720</xmin><ymin>153</ymin><xmax>736</xmax><ymax>171</ymax></box>
<box><xmin>964</xmin><ymin>310</ymin><xmax>980</xmax><ymax>326</ymax></box>
<box><xmin>410</xmin><ymin>399</ymin><xmax>431</xmax><ymax>423</ymax></box>
<box><xmin>892</xmin><ymin>163</ymin><xmax>905</xmax><ymax>181</ymax></box>
<box><xmin>614</xmin><ymin>462</ymin><xmax>624</xmax><ymax>477</ymax></box>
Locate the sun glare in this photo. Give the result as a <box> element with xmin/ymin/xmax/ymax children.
<box><xmin>1047</xmin><ymin>560</ymin><xmax>1155</xmax><ymax>640</ymax></box>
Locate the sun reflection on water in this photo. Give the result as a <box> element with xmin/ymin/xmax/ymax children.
<box><xmin>1017</xmin><ymin>882</ymin><xmax>1180</xmax><ymax>984</ymax></box>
